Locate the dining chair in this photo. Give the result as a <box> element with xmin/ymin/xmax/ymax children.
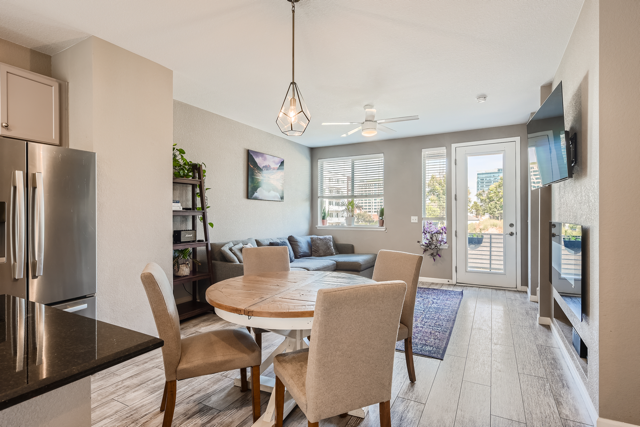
<box><xmin>372</xmin><ymin>250</ymin><xmax>423</xmax><ymax>382</ymax></box>
<box><xmin>242</xmin><ymin>246</ymin><xmax>291</xmax><ymax>349</ymax></box>
<box><xmin>140</xmin><ymin>263</ymin><xmax>262</xmax><ymax>427</ymax></box>
<box><xmin>274</xmin><ymin>281</ymin><xmax>407</xmax><ymax>427</ymax></box>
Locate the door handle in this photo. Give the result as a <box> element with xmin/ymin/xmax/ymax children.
<box><xmin>63</xmin><ymin>304</ymin><xmax>88</xmax><ymax>313</ymax></box>
<box><xmin>11</xmin><ymin>171</ymin><xmax>25</xmax><ymax>280</ymax></box>
<box><xmin>508</xmin><ymin>232</ymin><xmax>515</xmax><ymax>236</ymax></box>
<box><xmin>32</xmin><ymin>172</ymin><xmax>45</xmax><ymax>277</ymax></box>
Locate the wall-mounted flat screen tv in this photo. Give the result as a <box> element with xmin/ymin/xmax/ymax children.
<box><xmin>527</xmin><ymin>82</ymin><xmax>575</xmax><ymax>190</ymax></box>
<box><xmin>551</xmin><ymin>222</ymin><xmax>584</xmax><ymax>320</ymax></box>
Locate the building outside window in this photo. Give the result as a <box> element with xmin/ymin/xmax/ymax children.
<box><xmin>477</xmin><ymin>168</ymin><xmax>503</xmax><ymax>192</ymax></box>
<box><xmin>318</xmin><ymin>154</ymin><xmax>384</xmax><ymax>226</ymax></box>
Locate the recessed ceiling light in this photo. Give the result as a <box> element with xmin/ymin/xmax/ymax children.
<box><xmin>477</xmin><ymin>95</ymin><xmax>488</xmax><ymax>103</ymax></box>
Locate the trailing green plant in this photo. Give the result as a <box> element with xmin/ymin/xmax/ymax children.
<box><xmin>173</xmin><ymin>144</ymin><xmax>213</xmax><ymax>229</ymax></box>
<box><xmin>321</xmin><ymin>206</ymin><xmax>328</xmax><ymax>220</ymax></box>
<box><xmin>173</xmin><ymin>248</ymin><xmax>201</xmax><ymax>267</ymax></box>
<box><xmin>379</xmin><ymin>206</ymin><xmax>384</xmax><ymax>220</ymax></box>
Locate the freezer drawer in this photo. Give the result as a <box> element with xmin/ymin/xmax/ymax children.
<box><xmin>51</xmin><ymin>295</ymin><xmax>96</xmax><ymax>320</ymax></box>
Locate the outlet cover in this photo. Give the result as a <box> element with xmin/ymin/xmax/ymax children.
<box><xmin>411</xmin><ymin>216</ymin><xmax>418</xmax><ymax>223</ymax></box>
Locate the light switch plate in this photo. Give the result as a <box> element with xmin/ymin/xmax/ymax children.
<box><xmin>411</xmin><ymin>216</ymin><xmax>418</xmax><ymax>223</ymax></box>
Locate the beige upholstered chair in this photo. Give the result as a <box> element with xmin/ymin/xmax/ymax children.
<box><xmin>243</xmin><ymin>246</ymin><xmax>291</xmax><ymax>276</ymax></box>
<box><xmin>274</xmin><ymin>281</ymin><xmax>407</xmax><ymax>427</ymax></box>
<box><xmin>242</xmin><ymin>246</ymin><xmax>291</xmax><ymax>349</ymax></box>
<box><xmin>140</xmin><ymin>263</ymin><xmax>262</xmax><ymax>427</ymax></box>
<box><xmin>372</xmin><ymin>250</ymin><xmax>423</xmax><ymax>382</ymax></box>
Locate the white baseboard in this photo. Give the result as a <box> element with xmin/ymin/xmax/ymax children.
<box><xmin>550</xmin><ymin>323</ymin><xmax>599</xmax><ymax>425</ymax></box>
<box><xmin>529</xmin><ymin>294</ymin><xmax>538</xmax><ymax>302</ymax></box>
<box><xmin>419</xmin><ymin>277</ymin><xmax>454</xmax><ymax>284</ymax></box>
<box><xmin>518</xmin><ymin>285</ymin><xmax>528</xmax><ymax>292</ymax></box>
<box><xmin>537</xmin><ymin>315</ymin><xmax>551</xmax><ymax>326</ymax></box>
<box><xmin>598</xmin><ymin>418</ymin><xmax>640</xmax><ymax>427</ymax></box>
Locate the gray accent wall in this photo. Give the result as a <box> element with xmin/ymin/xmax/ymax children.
<box><xmin>311</xmin><ymin>125</ymin><xmax>529</xmax><ymax>283</ymax></box>
<box><xmin>549</xmin><ymin>0</ymin><xmax>600</xmax><ymax>414</ymax></box>
<box><xmin>172</xmin><ymin>101</ymin><xmax>312</xmax><ymax>302</ymax></box>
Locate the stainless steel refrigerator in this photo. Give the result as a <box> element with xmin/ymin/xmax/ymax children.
<box><xmin>0</xmin><ymin>137</ymin><xmax>97</xmax><ymax>318</ymax></box>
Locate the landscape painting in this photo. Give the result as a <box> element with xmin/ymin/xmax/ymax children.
<box><xmin>248</xmin><ymin>150</ymin><xmax>284</xmax><ymax>201</ymax></box>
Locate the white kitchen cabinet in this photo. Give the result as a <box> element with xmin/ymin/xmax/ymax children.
<box><xmin>0</xmin><ymin>63</ymin><xmax>60</xmax><ymax>145</ymax></box>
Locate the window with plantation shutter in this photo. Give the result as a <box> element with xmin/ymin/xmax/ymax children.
<box><xmin>318</xmin><ymin>154</ymin><xmax>384</xmax><ymax>227</ymax></box>
<box><xmin>422</xmin><ymin>148</ymin><xmax>447</xmax><ymax>224</ymax></box>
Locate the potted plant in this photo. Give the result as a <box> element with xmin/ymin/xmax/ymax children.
<box><xmin>321</xmin><ymin>206</ymin><xmax>328</xmax><ymax>226</ymax></box>
<box><xmin>468</xmin><ymin>232</ymin><xmax>484</xmax><ymax>250</ymax></box>
<box><xmin>419</xmin><ymin>221</ymin><xmax>447</xmax><ymax>261</ymax></box>
<box><xmin>378</xmin><ymin>207</ymin><xmax>385</xmax><ymax>227</ymax></box>
<box><xmin>343</xmin><ymin>199</ymin><xmax>356</xmax><ymax>226</ymax></box>
<box><xmin>173</xmin><ymin>248</ymin><xmax>201</xmax><ymax>277</ymax></box>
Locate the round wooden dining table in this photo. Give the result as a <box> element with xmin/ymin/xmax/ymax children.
<box><xmin>206</xmin><ymin>270</ymin><xmax>376</xmax><ymax>427</ymax></box>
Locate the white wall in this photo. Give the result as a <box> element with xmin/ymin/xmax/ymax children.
<box><xmin>53</xmin><ymin>37</ymin><xmax>173</xmax><ymax>336</ymax></box>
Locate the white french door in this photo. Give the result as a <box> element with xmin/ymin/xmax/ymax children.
<box><xmin>454</xmin><ymin>141</ymin><xmax>518</xmax><ymax>288</ymax></box>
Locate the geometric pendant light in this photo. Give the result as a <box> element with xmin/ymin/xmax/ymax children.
<box><xmin>276</xmin><ymin>0</ymin><xmax>311</xmax><ymax>136</ymax></box>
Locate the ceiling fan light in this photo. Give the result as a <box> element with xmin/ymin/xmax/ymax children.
<box><xmin>362</xmin><ymin>120</ymin><xmax>377</xmax><ymax>137</ymax></box>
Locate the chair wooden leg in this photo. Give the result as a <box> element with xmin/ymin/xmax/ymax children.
<box><xmin>160</xmin><ymin>381</ymin><xmax>169</xmax><ymax>411</ymax></box>
<box><xmin>308</xmin><ymin>422</ymin><xmax>319</xmax><ymax>427</ymax></box>
<box><xmin>275</xmin><ymin>376</ymin><xmax>285</xmax><ymax>427</ymax></box>
<box><xmin>379</xmin><ymin>400</ymin><xmax>391</xmax><ymax>427</ymax></box>
<box><xmin>405</xmin><ymin>337</ymin><xmax>417</xmax><ymax>382</ymax></box>
<box><xmin>240</xmin><ymin>367</ymin><xmax>248</xmax><ymax>392</ymax></box>
<box><xmin>251</xmin><ymin>365</ymin><xmax>261</xmax><ymax>422</ymax></box>
<box><xmin>162</xmin><ymin>380</ymin><xmax>177</xmax><ymax>427</ymax></box>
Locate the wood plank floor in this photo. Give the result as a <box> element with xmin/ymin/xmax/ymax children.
<box><xmin>91</xmin><ymin>283</ymin><xmax>593</xmax><ymax>427</ymax></box>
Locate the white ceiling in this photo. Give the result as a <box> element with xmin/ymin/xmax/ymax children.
<box><xmin>0</xmin><ymin>0</ymin><xmax>584</xmax><ymax>147</ymax></box>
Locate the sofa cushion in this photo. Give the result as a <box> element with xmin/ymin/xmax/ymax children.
<box><xmin>289</xmin><ymin>258</ymin><xmax>337</xmax><ymax>272</ymax></box>
<box><xmin>310</xmin><ymin>236</ymin><xmax>336</xmax><ymax>257</ymax></box>
<box><xmin>256</xmin><ymin>237</ymin><xmax>295</xmax><ymax>262</ymax></box>
<box><xmin>230</xmin><ymin>243</ymin><xmax>253</xmax><ymax>263</ymax></box>
<box><xmin>308</xmin><ymin>253</ymin><xmax>377</xmax><ymax>272</ymax></box>
<box><xmin>220</xmin><ymin>242</ymin><xmax>239</xmax><ymax>263</ymax></box>
<box><xmin>288</xmin><ymin>235</ymin><xmax>314</xmax><ymax>259</ymax></box>
<box><xmin>212</xmin><ymin>238</ymin><xmax>257</xmax><ymax>261</ymax></box>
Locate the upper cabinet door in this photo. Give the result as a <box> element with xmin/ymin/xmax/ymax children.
<box><xmin>0</xmin><ymin>63</ymin><xmax>60</xmax><ymax>145</ymax></box>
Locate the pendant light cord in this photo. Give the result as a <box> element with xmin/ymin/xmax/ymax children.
<box><xmin>292</xmin><ymin>1</ymin><xmax>295</xmax><ymax>83</ymax></box>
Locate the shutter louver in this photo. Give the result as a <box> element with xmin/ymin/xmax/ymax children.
<box><xmin>319</xmin><ymin>154</ymin><xmax>383</xmax><ymax>199</ymax></box>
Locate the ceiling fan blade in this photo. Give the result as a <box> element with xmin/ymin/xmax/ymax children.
<box><xmin>322</xmin><ymin>122</ymin><xmax>361</xmax><ymax>126</ymax></box>
<box><xmin>341</xmin><ymin>126</ymin><xmax>362</xmax><ymax>137</ymax></box>
<box><xmin>377</xmin><ymin>124</ymin><xmax>396</xmax><ymax>133</ymax></box>
<box><xmin>377</xmin><ymin>115</ymin><xmax>419</xmax><ymax>124</ymax></box>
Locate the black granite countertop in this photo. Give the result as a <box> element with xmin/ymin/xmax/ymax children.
<box><xmin>0</xmin><ymin>294</ymin><xmax>163</xmax><ymax>410</ymax></box>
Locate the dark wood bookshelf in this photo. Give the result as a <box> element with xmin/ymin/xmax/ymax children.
<box><xmin>172</xmin><ymin>164</ymin><xmax>214</xmax><ymax>321</ymax></box>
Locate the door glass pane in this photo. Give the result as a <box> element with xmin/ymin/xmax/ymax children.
<box><xmin>467</xmin><ymin>153</ymin><xmax>504</xmax><ymax>273</ymax></box>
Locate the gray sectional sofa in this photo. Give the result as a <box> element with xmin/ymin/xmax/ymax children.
<box><xmin>210</xmin><ymin>235</ymin><xmax>377</xmax><ymax>283</ymax></box>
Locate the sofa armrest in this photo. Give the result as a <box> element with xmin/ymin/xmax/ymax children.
<box><xmin>336</xmin><ymin>243</ymin><xmax>354</xmax><ymax>254</ymax></box>
<box><xmin>211</xmin><ymin>260</ymin><xmax>244</xmax><ymax>283</ymax></box>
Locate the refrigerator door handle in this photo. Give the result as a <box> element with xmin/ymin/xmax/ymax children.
<box><xmin>11</xmin><ymin>171</ymin><xmax>25</xmax><ymax>280</ymax></box>
<box><xmin>33</xmin><ymin>172</ymin><xmax>45</xmax><ymax>277</ymax></box>
<box><xmin>63</xmin><ymin>303</ymin><xmax>88</xmax><ymax>313</ymax></box>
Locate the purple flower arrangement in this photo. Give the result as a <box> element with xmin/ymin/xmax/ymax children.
<box><xmin>420</xmin><ymin>221</ymin><xmax>447</xmax><ymax>261</ymax></box>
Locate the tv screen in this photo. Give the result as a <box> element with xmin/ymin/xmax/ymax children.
<box><xmin>551</xmin><ymin>222</ymin><xmax>584</xmax><ymax>320</ymax></box>
<box><xmin>527</xmin><ymin>82</ymin><xmax>572</xmax><ymax>189</ymax></box>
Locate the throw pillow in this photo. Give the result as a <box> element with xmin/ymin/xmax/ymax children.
<box><xmin>311</xmin><ymin>236</ymin><xmax>336</xmax><ymax>257</ymax></box>
<box><xmin>230</xmin><ymin>243</ymin><xmax>245</xmax><ymax>263</ymax></box>
<box><xmin>269</xmin><ymin>241</ymin><xmax>295</xmax><ymax>262</ymax></box>
<box><xmin>288</xmin><ymin>235</ymin><xmax>313</xmax><ymax>259</ymax></box>
<box><xmin>221</xmin><ymin>242</ymin><xmax>239</xmax><ymax>263</ymax></box>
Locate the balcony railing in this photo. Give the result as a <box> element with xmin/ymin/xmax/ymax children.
<box><xmin>467</xmin><ymin>233</ymin><xmax>504</xmax><ymax>273</ymax></box>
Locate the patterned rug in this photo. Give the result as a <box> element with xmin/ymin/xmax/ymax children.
<box><xmin>396</xmin><ymin>287</ymin><xmax>463</xmax><ymax>360</ymax></box>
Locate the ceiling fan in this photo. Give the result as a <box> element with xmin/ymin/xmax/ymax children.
<box><xmin>322</xmin><ymin>105</ymin><xmax>419</xmax><ymax>137</ymax></box>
